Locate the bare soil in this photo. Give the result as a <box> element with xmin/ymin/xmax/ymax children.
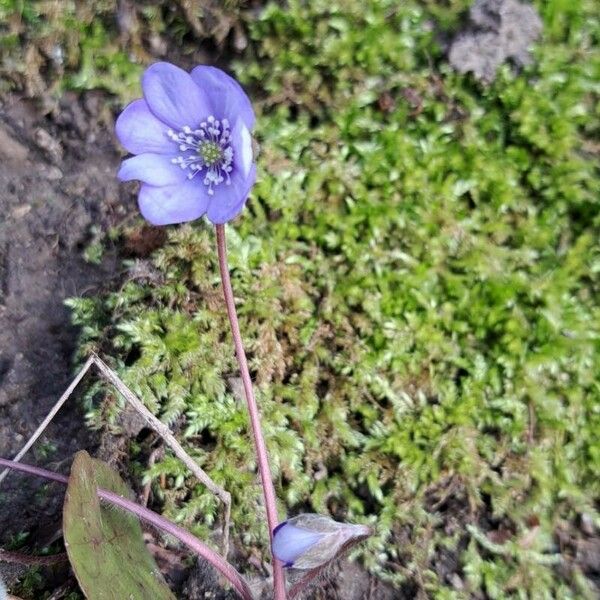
<box><xmin>0</xmin><ymin>89</ymin><xmax>126</xmax><ymax>582</ymax></box>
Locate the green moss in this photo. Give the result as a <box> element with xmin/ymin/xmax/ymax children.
<box><xmin>68</xmin><ymin>0</ymin><xmax>599</xmax><ymax>596</ymax></box>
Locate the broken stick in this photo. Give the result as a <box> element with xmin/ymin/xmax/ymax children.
<box><xmin>0</xmin><ymin>353</ymin><xmax>232</xmax><ymax>556</ymax></box>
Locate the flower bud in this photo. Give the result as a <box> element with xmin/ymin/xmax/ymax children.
<box><xmin>272</xmin><ymin>514</ymin><xmax>371</xmax><ymax>569</ymax></box>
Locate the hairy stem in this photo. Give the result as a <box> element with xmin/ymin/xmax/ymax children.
<box><xmin>215</xmin><ymin>224</ymin><xmax>287</xmax><ymax>600</ymax></box>
<box><xmin>0</xmin><ymin>458</ymin><xmax>253</xmax><ymax>600</ymax></box>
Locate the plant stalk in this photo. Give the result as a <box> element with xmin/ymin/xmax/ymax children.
<box><xmin>215</xmin><ymin>224</ymin><xmax>287</xmax><ymax>600</ymax></box>
<box><xmin>0</xmin><ymin>458</ymin><xmax>253</xmax><ymax>600</ymax></box>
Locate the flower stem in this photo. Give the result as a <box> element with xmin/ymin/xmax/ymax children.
<box><xmin>215</xmin><ymin>224</ymin><xmax>287</xmax><ymax>600</ymax></box>
<box><xmin>0</xmin><ymin>458</ymin><xmax>253</xmax><ymax>600</ymax></box>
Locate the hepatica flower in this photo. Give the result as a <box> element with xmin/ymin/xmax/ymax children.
<box><xmin>273</xmin><ymin>514</ymin><xmax>372</xmax><ymax>569</ymax></box>
<box><xmin>116</xmin><ymin>62</ymin><xmax>256</xmax><ymax>225</ymax></box>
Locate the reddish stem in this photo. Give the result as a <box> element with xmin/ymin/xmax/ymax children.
<box><xmin>0</xmin><ymin>458</ymin><xmax>253</xmax><ymax>600</ymax></box>
<box><xmin>215</xmin><ymin>224</ymin><xmax>287</xmax><ymax>600</ymax></box>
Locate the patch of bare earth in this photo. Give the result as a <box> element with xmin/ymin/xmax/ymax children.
<box><xmin>0</xmin><ymin>89</ymin><xmax>126</xmax><ymax>585</ymax></box>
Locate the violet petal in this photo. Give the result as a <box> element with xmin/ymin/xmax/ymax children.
<box><xmin>118</xmin><ymin>153</ymin><xmax>187</xmax><ymax>186</ymax></box>
<box><xmin>142</xmin><ymin>62</ymin><xmax>211</xmax><ymax>130</ymax></box>
<box><xmin>190</xmin><ymin>66</ymin><xmax>255</xmax><ymax>129</ymax></box>
<box><xmin>206</xmin><ymin>164</ymin><xmax>256</xmax><ymax>224</ymax></box>
<box><xmin>231</xmin><ymin>118</ymin><xmax>253</xmax><ymax>179</ymax></box>
<box><xmin>138</xmin><ymin>179</ymin><xmax>210</xmax><ymax>225</ymax></box>
<box><xmin>115</xmin><ymin>99</ymin><xmax>172</xmax><ymax>155</ymax></box>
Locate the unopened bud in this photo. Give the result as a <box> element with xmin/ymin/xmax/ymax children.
<box><xmin>272</xmin><ymin>514</ymin><xmax>372</xmax><ymax>569</ymax></box>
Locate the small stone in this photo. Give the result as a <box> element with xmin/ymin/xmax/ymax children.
<box><xmin>449</xmin><ymin>31</ymin><xmax>504</xmax><ymax>82</ymax></box>
<box><xmin>450</xmin><ymin>574</ymin><xmax>465</xmax><ymax>590</ymax></box>
<box><xmin>581</xmin><ymin>513</ymin><xmax>595</xmax><ymax>536</ymax></box>
<box><xmin>34</xmin><ymin>127</ymin><xmax>63</xmax><ymax>162</ymax></box>
<box><xmin>0</xmin><ymin>124</ymin><xmax>28</xmax><ymax>164</ymax></box>
<box><xmin>149</xmin><ymin>33</ymin><xmax>167</xmax><ymax>57</ymax></box>
<box><xmin>448</xmin><ymin>0</ymin><xmax>542</xmax><ymax>82</ymax></box>
<box><xmin>42</xmin><ymin>165</ymin><xmax>64</xmax><ymax>181</ymax></box>
<box><xmin>11</xmin><ymin>205</ymin><xmax>31</xmax><ymax>219</ymax></box>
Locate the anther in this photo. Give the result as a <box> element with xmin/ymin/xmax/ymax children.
<box><xmin>166</xmin><ymin>116</ymin><xmax>234</xmax><ymax>194</ymax></box>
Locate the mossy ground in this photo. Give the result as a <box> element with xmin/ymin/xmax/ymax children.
<box><xmin>2</xmin><ymin>0</ymin><xmax>599</xmax><ymax>598</ymax></box>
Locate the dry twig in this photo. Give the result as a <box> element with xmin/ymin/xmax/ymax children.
<box><xmin>0</xmin><ymin>354</ymin><xmax>231</xmax><ymax>556</ymax></box>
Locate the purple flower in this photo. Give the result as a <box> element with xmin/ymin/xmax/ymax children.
<box><xmin>116</xmin><ymin>62</ymin><xmax>256</xmax><ymax>225</ymax></box>
<box><xmin>272</xmin><ymin>514</ymin><xmax>372</xmax><ymax>569</ymax></box>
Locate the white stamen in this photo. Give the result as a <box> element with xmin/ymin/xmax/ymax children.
<box><xmin>165</xmin><ymin>115</ymin><xmax>235</xmax><ymax>195</ymax></box>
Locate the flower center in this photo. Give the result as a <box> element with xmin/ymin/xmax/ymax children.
<box><xmin>167</xmin><ymin>116</ymin><xmax>234</xmax><ymax>195</ymax></box>
<box><xmin>200</xmin><ymin>141</ymin><xmax>222</xmax><ymax>166</ymax></box>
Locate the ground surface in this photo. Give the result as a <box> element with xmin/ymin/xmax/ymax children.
<box><xmin>0</xmin><ymin>1</ymin><xmax>598</xmax><ymax>599</ymax></box>
<box><xmin>0</xmin><ymin>90</ymin><xmax>124</xmax><ymax>584</ymax></box>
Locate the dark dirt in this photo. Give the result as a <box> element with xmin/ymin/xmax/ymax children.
<box><xmin>0</xmin><ymin>89</ymin><xmax>127</xmax><ymax>581</ymax></box>
<box><xmin>180</xmin><ymin>557</ymin><xmax>397</xmax><ymax>600</ymax></box>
